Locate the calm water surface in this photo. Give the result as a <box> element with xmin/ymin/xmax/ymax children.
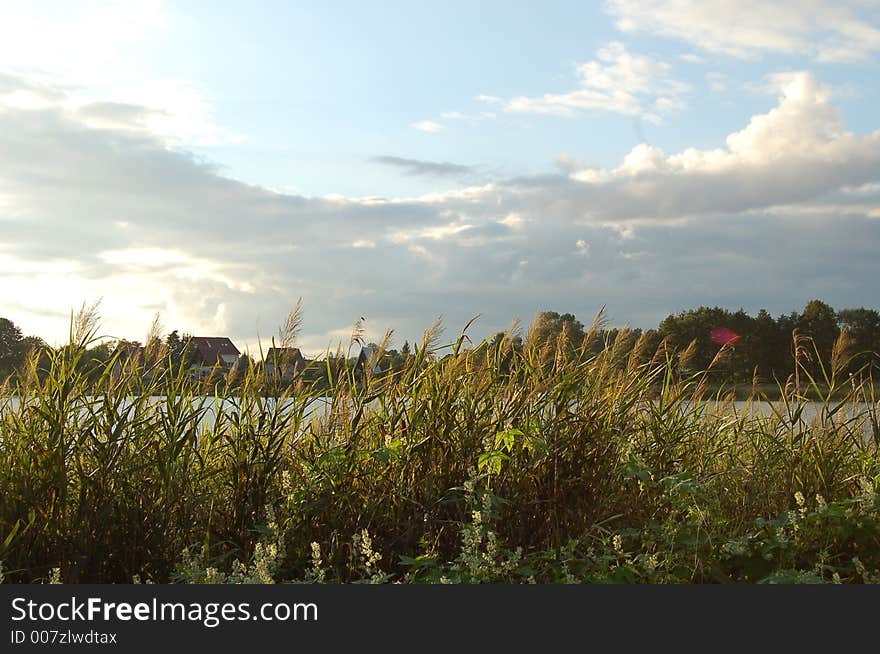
<box><xmin>1</xmin><ymin>396</ymin><xmax>876</xmax><ymax>433</ymax></box>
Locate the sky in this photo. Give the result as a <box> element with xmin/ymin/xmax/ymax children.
<box><xmin>1</xmin><ymin>0</ymin><xmax>879</xmax><ymax>356</ymax></box>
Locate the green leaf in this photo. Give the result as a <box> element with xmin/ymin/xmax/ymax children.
<box><xmin>478</xmin><ymin>450</ymin><xmax>510</xmax><ymax>475</ymax></box>
<box><xmin>2</xmin><ymin>520</ymin><xmax>21</xmax><ymax>551</ymax></box>
<box><xmin>494</xmin><ymin>428</ymin><xmax>523</xmax><ymax>453</ymax></box>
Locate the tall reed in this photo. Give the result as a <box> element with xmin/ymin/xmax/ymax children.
<box><xmin>0</xmin><ymin>311</ymin><xmax>877</xmax><ymax>583</ymax></box>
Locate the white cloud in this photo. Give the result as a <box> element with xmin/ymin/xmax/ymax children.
<box><xmin>0</xmin><ymin>2</ymin><xmax>239</xmax><ymax>148</ymax></box>
<box><xmin>411</xmin><ymin>120</ymin><xmax>444</xmax><ymax>133</ymax></box>
<box><xmin>86</xmin><ymin>80</ymin><xmax>244</xmax><ymax>147</ymax></box>
<box><xmin>98</xmin><ymin>248</ymin><xmax>256</xmax><ymax>293</ymax></box>
<box><xmin>0</xmin><ymin>73</ymin><xmax>239</xmax><ymax>147</ymax></box>
<box><xmin>390</xmin><ymin>223</ymin><xmax>474</xmax><ymax>244</ymax></box>
<box><xmin>1</xmin><ymin>70</ymin><xmax>878</xmax><ymax>351</ymax></box>
<box><xmin>606</xmin><ymin>0</ymin><xmax>880</xmax><ymax>62</ymax></box>
<box><xmin>541</xmin><ymin>71</ymin><xmax>880</xmax><ymax>224</ymax></box>
<box><xmin>500</xmin><ymin>42</ymin><xmax>688</xmax><ymax>123</ymax></box>
<box><xmin>706</xmin><ymin>72</ymin><xmax>728</xmax><ymax>93</ymax></box>
<box><xmin>498</xmin><ymin>212</ymin><xmax>527</xmax><ymax>229</ymax></box>
<box><xmin>0</xmin><ymin>1</ymin><xmax>166</xmax><ymax>80</ymax></box>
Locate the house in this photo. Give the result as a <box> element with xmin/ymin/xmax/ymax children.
<box><xmin>263</xmin><ymin>347</ymin><xmax>307</xmax><ymax>382</ymax></box>
<box><xmin>186</xmin><ymin>336</ymin><xmax>240</xmax><ymax>379</ymax></box>
<box><xmin>354</xmin><ymin>346</ymin><xmax>382</xmax><ymax>378</ymax></box>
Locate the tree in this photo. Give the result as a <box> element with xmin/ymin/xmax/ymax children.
<box><xmin>232</xmin><ymin>354</ymin><xmax>253</xmax><ymax>378</ymax></box>
<box><xmin>747</xmin><ymin>309</ymin><xmax>790</xmax><ymax>381</ymax></box>
<box><xmin>797</xmin><ymin>300</ymin><xmax>840</xmax><ymax>375</ymax></box>
<box><xmin>165</xmin><ymin>330</ymin><xmax>186</xmax><ymax>368</ymax></box>
<box><xmin>660</xmin><ymin>307</ymin><xmax>736</xmax><ymax>375</ymax></box>
<box><xmin>161</xmin><ymin>330</ymin><xmax>200</xmax><ymax>370</ymax></box>
<box><xmin>838</xmin><ymin>307</ymin><xmax>880</xmax><ymax>373</ymax></box>
<box><xmin>526</xmin><ymin>311</ymin><xmax>586</xmax><ymax>350</ymax></box>
<box><xmin>79</xmin><ymin>342</ymin><xmax>114</xmax><ymax>380</ymax></box>
<box><xmin>0</xmin><ymin>317</ymin><xmax>24</xmax><ymax>373</ymax></box>
<box><xmin>0</xmin><ymin>317</ymin><xmax>44</xmax><ymax>377</ymax></box>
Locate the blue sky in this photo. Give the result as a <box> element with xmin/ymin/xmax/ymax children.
<box><xmin>1</xmin><ymin>1</ymin><xmax>879</xmax><ymax>354</ymax></box>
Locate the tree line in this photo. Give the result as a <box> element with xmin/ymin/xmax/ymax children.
<box><xmin>351</xmin><ymin>300</ymin><xmax>880</xmax><ymax>388</ymax></box>
<box><xmin>2</xmin><ymin>299</ymin><xmax>879</xmax><ymax>387</ymax></box>
<box><xmin>503</xmin><ymin>300</ymin><xmax>878</xmax><ymax>386</ymax></box>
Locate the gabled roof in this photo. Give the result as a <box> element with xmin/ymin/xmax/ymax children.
<box><xmin>187</xmin><ymin>336</ymin><xmax>240</xmax><ymax>365</ymax></box>
<box><xmin>354</xmin><ymin>346</ymin><xmax>381</xmax><ymax>375</ymax></box>
<box><xmin>264</xmin><ymin>347</ymin><xmax>304</xmax><ymax>361</ymax></box>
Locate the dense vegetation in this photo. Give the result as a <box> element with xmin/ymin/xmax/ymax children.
<box><xmin>3</xmin><ymin>300</ymin><xmax>880</xmax><ymax>391</ymax></box>
<box><xmin>0</xmin><ymin>303</ymin><xmax>878</xmax><ymax>584</ymax></box>
<box><xmin>461</xmin><ymin>300</ymin><xmax>879</xmax><ymax>392</ymax></box>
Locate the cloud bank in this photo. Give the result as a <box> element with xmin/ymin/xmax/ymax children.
<box><xmin>1</xmin><ymin>70</ymin><xmax>878</xmax><ymax>353</ymax></box>
<box><xmin>606</xmin><ymin>0</ymin><xmax>880</xmax><ymax>62</ymax></box>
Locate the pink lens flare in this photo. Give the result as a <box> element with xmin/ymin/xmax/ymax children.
<box><xmin>710</xmin><ymin>327</ymin><xmax>740</xmax><ymax>346</ymax></box>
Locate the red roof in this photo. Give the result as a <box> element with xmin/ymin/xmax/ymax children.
<box><xmin>187</xmin><ymin>336</ymin><xmax>240</xmax><ymax>366</ymax></box>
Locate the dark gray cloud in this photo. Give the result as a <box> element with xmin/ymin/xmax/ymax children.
<box><xmin>1</xmin><ymin>71</ymin><xmax>878</xmax><ymax>352</ymax></box>
<box><xmin>371</xmin><ymin>155</ymin><xmax>477</xmax><ymax>180</ymax></box>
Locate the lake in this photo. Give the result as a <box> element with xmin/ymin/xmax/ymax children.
<box><xmin>1</xmin><ymin>395</ymin><xmax>876</xmax><ymax>438</ymax></box>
